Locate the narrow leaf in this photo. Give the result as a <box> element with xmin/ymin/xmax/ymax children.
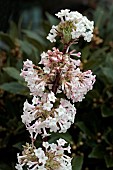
<box><xmin>22</xmin><ymin>30</ymin><xmax>47</xmax><ymax>46</ymax></box>
<box><xmin>101</xmin><ymin>105</ymin><xmax>113</xmax><ymax>117</ymax></box>
<box><xmin>0</xmin><ymin>82</ymin><xmax>29</xmax><ymax>95</ymax></box>
<box><xmin>0</xmin><ymin>32</ymin><xmax>15</xmax><ymax>48</ymax></box>
<box><xmin>104</xmin><ymin>155</ymin><xmax>113</xmax><ymax>168</ymax></box>
<box><xmin>88</xmin><ymin>145</ymin><xmax>105</xmax><ymax>159</ymax></box>
<box><xmin>76</xmin><ymin>122</ymin><xmax>92</xmax><ymax>137</ymax></box>
<box><xmin>3</xmin><ymin>67</ymin><xmax>23</xmax><ymax>81</ymax></box>
<box><xmin>72</xmin><ymin>155</ymin><xmax>84</xmax><ymax>170</ymax></box>
<box><xmin>46</xmin><ymin>12</ymin><xmax>59</xmax><ymax>25</ymax></box>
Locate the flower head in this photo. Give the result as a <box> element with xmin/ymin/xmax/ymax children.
<box><xmin>47</xmin><ymin>9</ymin><xmax>94</xmax><ymax>44</ymax></box>
<box><xmin>16</xmin><ymin>140</ymin><xmax>72</xmax><ymax>170</ymax></box>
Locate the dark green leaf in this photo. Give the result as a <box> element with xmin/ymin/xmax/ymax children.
<box><xmin>0</xmin><ymin>82</ymin><xmax>29</xmax><ymax>95</ymax></box>
<box><xmin>46</xmin><ymin>12</ymin><xmax>59</xmax><ymax>26</ymax></box>
<box><xmin>81</xmin><ymin>46</ymin><xmax>90</xmax><ymax>60</ymax></box>
<box><xmin>0</xmin><ymin>32</ymin><xmax>15</xmax><ymax>48</ymax></box>
<box><xmin>72</xmin><ymin>155</ymin><xmax>84</xmax><ymax>170</ymax></box>
<box><xmin>18</xmin><ymin>39</ymin><xmax>34</xmax><ymax>56</ymax></box>
<box><xmin>3</xmin><ymin>67</ymin><xmax>23</xmax><ymax>81</ymax></box>
<box><xmin>84</xmin><ymin>58</ymin><xmax>103</xmax><ymax>71</ymax></box>
<box><xmin>101</xmin><ymin>105</ymin><xmax>113</xmax><ymax>117</ymax></box>
<box><xmin>9</xmin><ymin>21</ymin><xmax>18</xmax><ymax>39</ymax></box>
<box><xmin>101</xmin><ymin>67</ymin><xmax>113</xmax><ymax>84</ymax></box>
<box><xmin>13</xmin><ymin>142</ymin><xmax>24</xmax><ymax>150</ymax></box>
<box><xmin>22</xmin><ymin>30</ymin><xmax>47</xmax><ymax>46</ymax></box>
<box><xmin>104</xmin><ymin>155</ymin><xmax>113</xmax><ymax>168</ymax></box>
<box><xmin>88</xmin><ymin>145</ymin><xmax>105</xmax><ymax>159</ymax></box>
<box><xmin>76</xmin><ymin>122</ymin><xmax>92</xmax><ymax>137</ymax></box>
<box><xmin>48</xmin><ymin>132</ymin><xmax>73</xmax><ymax>144</ymax></box>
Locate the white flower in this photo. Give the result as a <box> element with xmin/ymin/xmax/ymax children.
<box><xmin>83</xmin><ymin>31</ymin><xmax>93</xmax><ymax>42</ymax></box>
<box><xmin>41</xmin><ymin>52</ymin><xmax>48</xmax><ymax>59</ymax></box>
<box><xmin>38</xmin><ymin>166</ymin><xmax>47</xmax><ymax>170</ymax></box>
<box><xmin>21</xmin><ymin>100</ymin><xmax>35</xmax><ymax>125</ymax></box>
<box><xmin>75</xmin><ymin>22</ymin><xmax>86</xmax><ymax>33</ymax></box>
<box><xmin>39</xmin><ymin>52</ymin><xmax>48</xmax><ymax>64</ymax></box>
<box><xmin>15</xmin><ymin>164</ymin><xmax>23</xmax><ymax>170</ymax></box>
<box><xmin>56</xmin><ymin>105</ymin><xmax>66</xmax><ymax>116</ymax></box>
<box><xmin>47</xmin><ymin>33</ymin><xmax>56</xmax><ymax>42</ymax></box>
<box><xmin>43</xmin><ymin>142</ymin><xmax>49</xmax><ymax>150</ymax></box>
<box><xmin>16</xmin><ymin>140</ymin><xmax>72</xmax><ymax>170</ymax></box>
<box><xmin>71</xmin><ymin>29</ymin><xmax>81</xmax><ymax>39</ymax></box>
<box><xmin>55</xmin><ymin>9</ymin><xmax>70</xmax><ymax>19</ymax></box>
<box><xmin>57</xmin><ymin>138</ymin><xmax>67</xmax><ymax>146</ymax></box>
<box><xmin>34</xmin><ymin>148</ymin><xmax>48</xmax><ymax>165</ymax></box>
<box><xmin>32</xmin><ymin>96</ymin><xmax>39</xmax><ymax>105</ymax></box>
<box><xmin>65</xmin><ymin>145</ymin><xmax>71</xmax><ymax>153</ymax></box>
<box><xmin>43</xmin><ymin>102</ymin><xmax>53</xmax><ymax>111</ymax></box>
<box><xmin>43</xmin><ymin>67</ymin><xmax>50</xmax><ymax>74</ymax></box>
<box><xmin>83</xmin><ymin>16</ymin><xmax>94</xmax><ymax>31</ymax></box>
<box><xmin>48</xmin><ymin>91</ymin><xmax>56</xmax><ymax>103</ymax></box>
<box><xmin>47</xmin><ymin>10</ymin><xmax>94</xmax><ymax>43</ymax></box>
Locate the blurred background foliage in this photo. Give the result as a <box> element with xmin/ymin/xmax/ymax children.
<box><xmin>0</xmin><ymin>0</ymin><xmax>113</xmax><ymax>170</ymax></box>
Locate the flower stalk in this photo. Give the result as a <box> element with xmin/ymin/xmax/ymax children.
<box><xmin>15</xmin><ymin>9</ymin><xmax>95</xmax><ymax>170</ymax></box>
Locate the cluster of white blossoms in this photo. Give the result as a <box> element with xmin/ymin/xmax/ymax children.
<box><xmin>16</xmin><ymin>9</ymin><xmax>95</xmax><ymax>170</ymax></box>
<box><xmin>47</xmin><ymin>9</ymin><xmax>94</xmax><ymax>43</ymax></box>
<box><xmin>21</xmin><ymin>47</ymin><xmax>95</xmax><ymax>103</ymax></box>
<box><xmin>21</xmin><ymin>92</ymin><xmax>76</xmax><ymax>139</ymax></box>
<box><xmin>15</xmin><ymin>139</ymin><xmax>72</xmax><ymax>170</ymax></box>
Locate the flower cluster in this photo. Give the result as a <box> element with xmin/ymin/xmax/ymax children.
<box><xmin>21</xmin><ymin>47</ymin><xmax>95</xmax><ymax>103</ymax></box>
<box><xmin>21</xmin><ymin>93</ymin><xmax>76</xmax><ymax>139</ymax></box>
<box><xmin>47</xmin><ymin>9</ymin><xmax>94</xmax><ymax>43</ymax></box>
<box><xmin>15</xmin><ymin>139</ymin><xmax>72</xmax><ymax>170</ymax></box>
<box><xmin>16</xmin><ymin>9</ymin><xmax>95</xmax><ymax>170</ymax></box>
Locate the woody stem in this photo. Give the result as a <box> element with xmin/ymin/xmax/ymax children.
<box><xmin>52</xmin><ymin>44</ymin><xmax>69</xmax><ymax>94</ymax></box>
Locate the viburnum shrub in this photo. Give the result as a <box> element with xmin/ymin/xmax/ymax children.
<box><xmin>15</xmin><ymin>9</ymin><xmax>96</xmax><ymax>170</ymax></box>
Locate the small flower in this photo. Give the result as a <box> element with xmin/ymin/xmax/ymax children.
<box><xmin>55</xmin><ymin>9</ymin><xmax>70</xmax><ymax>21</ymax></box>
<box><xmin>15</xmin><ymin>164</ymin><xmax>23</xmax><ymax>170</ymax></box>
<box><xmin>34</xmin><ymin>148</ymin><xmax>48</xmax><ymax>165</ymax></box>
<box><xmin>57</xmin><ymin>138</ymin><xmax>67</xmax><ymax>146</ymax></box>
<box><xmin>21</xmin><ymin>100</ymin><xmax>35</xmax><ymax>125</ymax></box>
<box><xmin>56</xmin><ymin>105</ymin><xmax>66</xmax><ymax>116</ymax></box>
<box><xmin>43</xmin><ymin>67</ymin><xmax>50</xmax><ymax>74</ymax></box>
<box><xmin>43</xmin><ymin>102</ymin><xmax>53</xmax><ymax>111</ymax></box>
<box><xmin>48</xmin><ymin>92</ymin><xmax>56</xmax><ymax>103</ymax></box>
<box><xmin>66</xmin><ymin>145</ymin><xmax>71</xmax><ymax>153</ymax></box>
<box><xmin>47</xmin><ymin>33</ymin><xmax>56</xmax><ymax>43</ymax></box>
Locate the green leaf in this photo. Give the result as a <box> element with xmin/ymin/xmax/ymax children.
<box><xmin>101</xmin><ymin>105</ymin><xmax>113</xmax><ymax>117</ymax></box>
<box><xmin>48</xmin><ymin>132</ymin><xmax>73</xmax><ymax>144</ymax></box>
<box><xmin>0</xmin><ymin>82</ymin><xmax>29</xmax><ymax>95</ymax></box>
<box><xmin>13</xmin><ymin>142</ymin><xmax>24</xmax><ymax>150</ymax></box>
<box><xmin>18</xmin><ymin>39</ymin><xmax>34</xmax><ymax>56</ymax></box>
<box><xmin>101</xmin><ymin>67</ymin><xmax>113</xmax><ymax>84</ymax></box>
<box><xmin>9</xmin><ymin>21</ymin><xmax>18</xmax><ymax>39</ymax></box>
<box><xmin>18</xmin><ymin>39</ymin><xmax>40</xmax><ymax>64</ymax></box>
<box><xmin>0</xmin><ymin>32</ymin><xmax>15</xmax><ymax>48</ymax></box>
<box><xmin>72</xmin><ymin>155</ymin><xmax>84</xmax><ymax>170</ymax></box>
<box><xmin>104</xmin><ymin>155</ymin><xmax>113</xmax><ymax>168</ymax></box>
<box><xmin>3</xmin><ymin>67</ymin><xmax>23</xmax><ymax>81</ymax></box>
<box><xmin>94</xmin><ymin>7</ymin><xmax>107</xmax><ymax>33</ymax></box>
<box><xmin>22</xmin><ymin>30</ymin><xmax>47</xmax><ymax>46</ymax></box>
<box><xmin>88</xmin><ymin>145</ymin><xmax>105</xmax><ymax>159</ymax></box>
<box><xmin>84</xmin><ymin>58</ymin><xmax>103</xmax><ymax>71</ymax></box>
<box><xmin>46</xmin><ymin>12</ymin><xmax>59</xmax><ymax>26</ymax></box>
<box><xmin>76</xmin><ymin>122</ymin><xmax>92</xmax><ymax>137</ymax></box>
<box><xmin>81</xmin><ymin>46</ymin><xmax>90</xmax><ymax>60</ymax></box>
